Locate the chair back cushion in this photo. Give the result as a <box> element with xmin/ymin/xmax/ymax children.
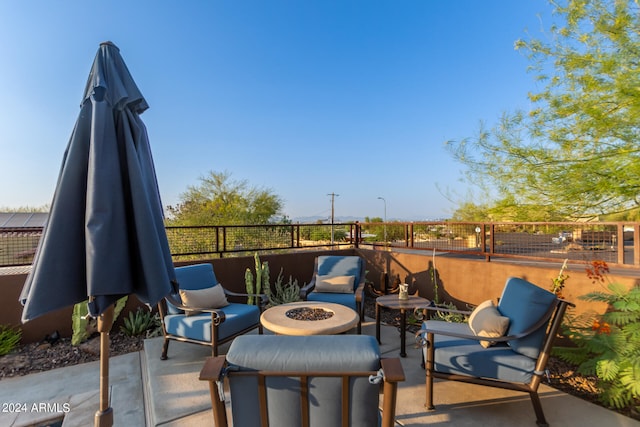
<box><xmin>497</xmin><ymin>277</ymin><xmax>557</xmax><ymax>359</ymax></box>
<box><xmin>316</xmin><ymin>256</ymin><xmax>362</xmax><ymax>292</ymax></box>
<box><xmin>166</xmin><ymin>264</ymin><xmax>220</xmax><ymax>314</ymax></box>
<box><xmin>226</xmin><ymin>335</ymin><xmax>380</xmax><ymax>427</ymax></box>
<box><xmin>307</xmin><ymin>291</ymin><xmax>357</xmax><ymax>311</ymax></box>
<box><xmin>175</xmin><ymin>263</ymin><xmax>219</xmax><ymax>290</ymax></box>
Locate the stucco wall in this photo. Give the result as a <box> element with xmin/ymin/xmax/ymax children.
<box><xmin>359</xmin><ymin>247</ymin><xmax>640</xmax><ymax>315</ymax></box>
<box><xmin>3</xmin><ymin>248</ymin><xmax>637</xmax><ymax>343</ymax></box>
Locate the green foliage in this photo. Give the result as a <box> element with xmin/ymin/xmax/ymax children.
<box><xmin>71</xmin><ymin>296</ymin><xmax>128</xmax><ymax>345</ymax></box>
<box><xmin>431</xmin><ymin>301</ymin><xmax>468</xmax><ymax>324</ymax></box>
<box><xmin>0</xmin><ymin>325</ymin><xmax>21</xmax><ymax>356</ymax></box>
<box><xmin>267</xmin><ymin>268</ymin><xmax>302</xmax><ymax>306</ymax></box>
<box><xmin>554</xmin><ymin>261</ymin><xmax>640</xmax><ymax>410</ymax></box>
<box><xmin>120</xmin><ymin>308</ymin><xmax>160</xmax><ymax>337</ymax></box>
<box><xmin>166</xmin><ymin>170</ymin><xmax>283</xmax><ymax>226</ymax></box>
<box><xmin>245</xmin><ymin>253</ymin><xmax>269</xmax><ymax>305</ymax></box>
<box><xmin>447</xmin><ymin>0</ymin><xmax>640</xmax><ymax>219</ymax></box>
<box><xmin>299</xmin><ymin>225</ymin><xmax>347</xmax><ymax>241</ymax></box>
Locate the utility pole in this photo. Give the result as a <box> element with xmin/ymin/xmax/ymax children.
<box><xmin>327</xmin><ymin>193</ymin><xmax>339</xmax><ymax>244</ymax></box>
<box><xmin>377</xmin><ymin>196</ymin><xmax>387</xmax><ymax>242</ymax></box>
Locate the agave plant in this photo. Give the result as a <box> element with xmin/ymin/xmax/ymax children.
<box><xmin>121</xmin><ymin>308</ymin><xmax>160</xmax><ymax>337</ymax></box>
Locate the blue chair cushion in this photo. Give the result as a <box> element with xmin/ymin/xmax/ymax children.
<box><xmin>175</xmin><ymin>263</ymin><xmax>219</xmax><ymax>290</ymax></box>
<box><xmin>307</xmin><ymin>291</ymin><xmax>357</xmax><ymax>311</ymax></box>
<box><xmin>166</xmin><ymin>263</ymin><xmax>219</xmax><ymax>314</ymax></box>
<box><xmin>226</xmin><ymin>335</ymin><xmax>380</xmax><ymax>427</ymax></box>
<box><xmin>422</xmin><ymin>320</ymin><xmax>536</xmax><ymax>384</ymax></box>
<box><xmin>497</xmin><ymin>277</ymin><xmax>557</xmax><ymax>359</ymax></box>
<box><xmin>316</xmin><ymin>256</ymin><xmax>362</xmax><ymax>291</ymax></box>
<box><xmin>163</xmin><ymin>303</ymin><xmax>259</xmax><ymax>342</ymax></box>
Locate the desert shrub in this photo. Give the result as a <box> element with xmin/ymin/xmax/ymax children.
<box><xmin>0</xmin><ymin>325</ymin><xmax>21</xmax><ymax>356</ymax></box>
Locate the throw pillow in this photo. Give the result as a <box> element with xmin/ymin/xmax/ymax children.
<box><xmin>314</xmin><ymin>275</ymin><xmax>355</xmax><ymax>293</ymax></box>
<box><xmin>469</xmin><ymin>299</ymin><xmax>510</xmax><ymax>348</ymax></box>
<box><xmin>180</xmin><ymin>284</ymin><xmax>229</xmax><ymax>316</ymax></box>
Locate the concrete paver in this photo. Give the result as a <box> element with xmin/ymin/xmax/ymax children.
<box><xmin>1</xmin><ymin>319</ymin><xmax>638</xmax><ymax>426</ymax></box>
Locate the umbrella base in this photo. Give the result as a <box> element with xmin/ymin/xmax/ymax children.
<box><xmin>95</xmin><ymin>407</ymin><xmax>113</xmax><ymax>427</ymax></box>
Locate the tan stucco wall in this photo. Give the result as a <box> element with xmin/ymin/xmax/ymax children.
<box><xmin>3</xmin><ymin>248</ymin><xmax>637</xmax><ymax>343</ymax></box>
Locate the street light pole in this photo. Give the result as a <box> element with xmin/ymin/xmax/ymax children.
<box><xmin>377</xmin><ymin>197</ymin><xmax>387</xmax><ymax>243</ymax></box>
<box><xmin>328</xmin><ymin>193</ymin><xmax>339</xmax><ymax>244</ymax></box>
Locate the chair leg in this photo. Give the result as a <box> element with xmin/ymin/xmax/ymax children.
<box><xmin>161</xmin><ymin>338</ymin><xmax>169</xmax><ymax>360</ymax></box>
<box><xmin>425</xmin><ymin>333</ymin><xmax>435</xmax><ymax>410</ymax></box>
<box><xmin>530</xmin><ymin>392</ymin><xmax>548</xmax><ymax>427</ymax></box>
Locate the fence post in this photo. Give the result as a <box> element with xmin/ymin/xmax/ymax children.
<box><xmin>486</xmin><ymin>223</ymin><xmax>494</xmax><ymax>262</ymax></box>
<box><xmin>634</xmin><ymin>224</ymin><xmax>640</xmax><ymax>267</ymax></box>
<box><xmin>617</xmin><ymin>223</ymin><xmax>625</xmax><ymax>265</ymax></box>
<box><xmin>409</xmin><ymin>223</ymin><xmax>414</xmax><ymax>248</ymax></box>
<box><xmin>354</xmin><ymin>222</ymin><xmax>360</xmax><ymax>249</ymax></box>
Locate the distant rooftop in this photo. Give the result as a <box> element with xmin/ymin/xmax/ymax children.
<box><xmin>0</xmin><ymin>212</ymin><xmax>48</xmax><ymax>228</ymax></box>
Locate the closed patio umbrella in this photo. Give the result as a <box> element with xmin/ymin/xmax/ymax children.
<box><xmin>20</xmin><ymin>41</ymin><xmax>176</xmax><ymax>427</ymax></box>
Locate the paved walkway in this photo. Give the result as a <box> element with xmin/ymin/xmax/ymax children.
<box><xmin>1</xmin><ymin>319</ymin><xmax>638</xmax><ymax>426</ymax></box>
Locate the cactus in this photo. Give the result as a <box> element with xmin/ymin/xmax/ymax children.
<box><xmin>71</xmin><ymin>296</ymin><xmax>128</xmax><ymax>345</ymax></box>
<box><xmin>245</xmin><ymin>253</ymin><xmax>269</xmax><ymax>305</ymax></box>
<box><xmin>267</xmin><ymin>268</ymin><xmax>302</xmax><ymax>306</ymax></box>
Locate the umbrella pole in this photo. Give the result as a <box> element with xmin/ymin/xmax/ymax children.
<box><xmin>95</xmin><ymin>304</ymin><xmax>115</xmax><ymax>427</ymax></box>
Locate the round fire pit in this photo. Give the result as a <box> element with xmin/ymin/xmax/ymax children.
<box><xmin>285</xmin><ymin>307</ymin><xmax>335</xmax><ymax>321</ymax></box>
<box><xmin>260</xmin><ymin>301</ymin><xmax>358</xmax><ymax>335</ymax></box>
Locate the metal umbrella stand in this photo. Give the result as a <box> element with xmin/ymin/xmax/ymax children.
<box><xmin>20</xmin><ymin>42</ymin><xmax>176</xmax><ymax>427</ymax></box>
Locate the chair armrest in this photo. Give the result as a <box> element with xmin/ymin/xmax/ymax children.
<box><xmin>199</xmin><ymin>356</ymin><xmax>227</xmax><ymax>381</ymax></box>
<box><xmin>416</xmin><ymin>300</ymin><xmax>562</xmax><ymax>344</ymax></box>
<box><xmin>299</xmin><ymin>277</ymin><xmax>316</xmax><ymax>299</ymax></box>
<box><xmin>162</xmin><ymin>293</ymin><xmax>227</xmax><ymax>321</ymax></box>
<box><xmin>380</xmin><ymin>358</ymin><xmax>405</xmax><ymax>383</ymax></box>
<box><xmin>224</xmin><ymin>289</ymin><xmax>269</xmax><ymax>309</ymax></box>
<box><xmin>380</xmin><ymin>357</ymin><xmax>404</xmax><ymax>427</ymax></box>
<box><xmin>416</xmin><ymin>303</ymin><xmax>472</xmax><ymax>317</ymax></box>
<box><xmin>354</xmin><ymin>281</ymin><xmax>365</xmax><ymax>302</ymax></box>
<box><xmin>199</xmin><ymin>356</ymin><xmax>229</xmax><ymax>427</ymax></box>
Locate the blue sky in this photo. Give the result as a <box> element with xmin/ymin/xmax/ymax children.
<box><xmin>0</xmin><ymin>1</ymin><xmax>554</xmax><ymax>221</ymax></box>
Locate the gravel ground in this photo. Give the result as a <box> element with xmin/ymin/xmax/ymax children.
<box><xmin>0</xmin><ymin>300</ymin><xmax>637</xmax><ymax>421</ymax></box>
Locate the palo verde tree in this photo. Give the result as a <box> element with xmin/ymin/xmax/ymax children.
<box><xmin>447</xmin><ymin>0</ymin><xmax>640</xmax><ymax>220</ymax></box>
<box><xmin>167</xmin><ymin>170</ymin><xmax>283</xmax><ymax>225</ymax></box>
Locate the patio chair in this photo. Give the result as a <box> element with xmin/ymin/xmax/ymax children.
<box><xmin>158</xmin><ymin>263</ymin><xmax>266</xmax><ymax>359</ymax></box>
<box><xmin>299</xmin><ymin>255</ymin><xmax>366</xmax><ymax>333</ymax></box>
<box><xmin>199</xmin><ymin>335</ymin><xmax>405</xmax><ymax>427</ymax></box>
<box><xmin>417</xmin><ymin>276</ymin><xmax>574</xmax><ymax>427</ymax></box>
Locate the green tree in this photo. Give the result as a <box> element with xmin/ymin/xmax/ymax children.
<box><xmin>167</xmin><ymin>171</ymin><xmax>283</xmax><ymax>225</ymax></box>
<box><xmin>447</xmin><ymin>0</ymin><xmax>640</xmax><ymax>220</ymax></box>
<box><xmin>451</xmin><ymin>201</ymin><xmax>491</xmax><ymax>222</ymax></box>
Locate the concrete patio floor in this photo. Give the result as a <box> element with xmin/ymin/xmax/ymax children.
<box><xmin>1</xmin><ymin>318</ymin><xmax>638</xmax><ymax>426</ymax></box>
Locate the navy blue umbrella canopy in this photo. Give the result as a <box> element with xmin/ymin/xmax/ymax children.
<box><xmin>20</xmin><ymin>41</ymin><xmax>175</xmax><ymax>322</ymax></box>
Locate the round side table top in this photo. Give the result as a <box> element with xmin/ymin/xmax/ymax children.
<box><xmin>376</xmin><ymin>294</ymin><xmax>430</xmax><ymax>310</ymax></box>
<box><xmin>260</xmin><ymin>301</ymin><xmax>359</xmax><ymax>335</ymax></box>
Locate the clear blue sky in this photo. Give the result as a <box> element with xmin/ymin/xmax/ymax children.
<box><xmin>0</xmin><ymin>1</ymin><xmax>555</xmax><ymax>221</ymax></box>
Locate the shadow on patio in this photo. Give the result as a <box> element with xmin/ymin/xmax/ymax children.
<box><xmin>2</xmin><ymin>316</ymin><xmax>636</xmax><ymax>426</ymax></box>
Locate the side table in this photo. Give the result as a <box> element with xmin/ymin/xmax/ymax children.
<box><xmin>375</xmin><ymin>294</ymin><xmax>429</xmax><ymax>357</ymax></box>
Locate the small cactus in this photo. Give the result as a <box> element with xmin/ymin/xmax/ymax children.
<box><xmin>267</xmin><ymin>268</ymin><xmax>302</xmax><ymax>306</ymax></box>
<box><xmin>245</xmin><ymin>253</ymin><xmax>269</xmax><ymax>305</ymax></box>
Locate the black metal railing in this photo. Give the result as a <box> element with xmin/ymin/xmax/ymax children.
<box><xmin>360</xmin><ymin>221</ymin><xmax>640</xmax><ymax>267</ymax></box>
<box><xmin>2</xmin><ymin>221</ymin><xmax>639</xmax><ymax>268</ymax></box>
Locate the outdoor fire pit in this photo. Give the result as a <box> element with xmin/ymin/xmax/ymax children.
<box><xmin>260</xmin><ymin>301</ymin><xmax>358</xmax><ymax>335</ymax></box>
<box><xmin>285</xmin><ymin>306</ymin><xmax>335</xmax><ymax>321</ymax></box>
